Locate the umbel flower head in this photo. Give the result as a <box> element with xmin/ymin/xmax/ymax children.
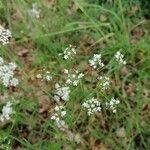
<box><xmin>0</xmin><ymin>26</ymin><xmax>12</xmax><ymax>45</ymax></box>
<box><xmin>82</xmin><ymin>97</ymin><xmax>101</xmax><ymax>116</ymax></box>
<box><xmin>114</xmin><ymin>51</ymin><xmax>126</xmax><ymax>65</ymax></box>
<box><xmin>54</xmin><ymin>83</ymin><xmax>70</xmax><ymax>101</ymax></box>
<box><xmin>0</xmin><ymin>57</ymin><xmax>19</xmax><ymax>87</ymax></box>
<box><xmin>0</xmin><ymin>101</ymin><xmax>13</xmax><ymax>122</ymax></box>
<box><xmin>59</xmin><ymin>45</ymin><xmax>76</xmax><ymax>60</ymax></box>
<box><xmin>106</xmin><ymin>97</ymin><xmax>120</xmax><ymax>113</ymax></box>
<box><xmin>89</xmin><ymin>54</ymin><xmax>104</xmax><ymax>69</ymax></box>
<box><xmin>64</xmin><ymin>69</ymin><xmax>84</xmax><ymax>87</ymax></box>
<box><xmin>36</xmin><ymin>70</ymin><xmax>52</xmax><ymax>82</ymax></box>
<box><xmin>51</xmin><ymin>105</ymin><xmax>67</xmax><ymax>129</ymax></box>
<box><xmin>98</xmin><ymin>75</ymin><xmax>110</xmax><ymax>90</ymax></box>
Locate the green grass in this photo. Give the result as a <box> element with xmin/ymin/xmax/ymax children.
<box><xmin>0</xmin><ymin>0</ymin><xmax>149</xmax><ymax>149</ymax></box>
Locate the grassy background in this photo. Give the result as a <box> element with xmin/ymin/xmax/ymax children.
<box><xmin>0</xmin><ymin>0</ymin><xmax>149</xmax><ymax>149</ymax></box>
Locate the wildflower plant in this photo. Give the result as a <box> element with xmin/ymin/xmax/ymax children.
<box><xmin>54</xmin><ymin>83</ymin><xmax>70</xmax><ymax>102</ymax></box>
<box><xmin>0</xmin><ymin>57</ymin><xmax>19</xmax><ymax>87</ymax></box>
<box><xmin>0</xmin><ymin>1</ymin><xmax>149</xmax><ymax>149</ymax></box>
<box><xmin>64</xmin><ymin>69</ymin><xmax>84</xmax><ymax>87</ymax></box>
<box><xmin>82</xmin><ymin>98</ymin><xmax>101</xmax><ymax>116</ymax></box>
<box><xmin>106</xmin><ymin>97</ymin><xmax>120</xmax><ymax>113</ymax></box>
<box><xmin>114</xmin><ymin>51</ymin><xmax>126</xmax><ymax>65</ymax></box>
<box><xmin>43</xmin><ymin>71</ymin><xmax>52</xmax><ymax>81</ymax></box>
<box><xmin>0</xmin><ymin>26</ymin><xmax>12</xmax><ymax>45</ymax></box>
<box><xmin>59</xmin><ymin>45</ymin><xmax>76</xmax><ymax>60</ymax></box>
<box><xmin>0</xmin><ymin>101</ymin><xmax>13</xmax><ymax>122</ymax></box>
<box><xmin>89</xmin><ymin>54</ymin><xmax>104</xmax><ymax>69</ymax></box>
<box><xmin>98</xmin><ymin>75</ymin><xmax>110</xmax><ymax>90</ymax></box>
<box><xmin>36</xmin><ymin>70</ymin><xmax>52</xmax><ymax>82</ymax></box>
<box><xmin>51</xmin><ymin>105</ymin><xmax>67</xmax><ymax>129</ymax></box>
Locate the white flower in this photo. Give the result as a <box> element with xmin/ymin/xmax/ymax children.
<box><xmin>106</xmin><ymin>97</ymin><xmax>120</xmax><ymax>113</ymax></box>
<box><xmin>73</xmin><ymin>80</ymin><xmax>78</xmax><ymax>86</ymax></box>
<box><xmin>54</xmin><ymin>83</ymin><xmax>70</xmax><ymax>101</ymax></box>
<box><xmin>61</xmin><ymin>111</ymin><xmax>66</xmax><ymax>117</ymax></box>
<box><xmin>9</xmin><ymin>78</ymin><xmax>19</xmax><ymax>87</ymax></box>
<box><xmin>36</xmin><ymin>74</ymin><xmax>42</xmax><ymax>79</ymax></box>
<box><xmin>64</xmin><ymin>69</ymin><xmax>69</xmax><ymax>74</ymax></box>
<box><xmin>54</xmin><ymin>105</ymin><xmax>60</xmax><ymax>111</ymax></box>
<box><xmin>44</xmin><ymin>75</ymin><xmax>52</xmax><ymax>81</ymax></box>
<box><xmin>114</xmin><ymin>51</ymin><xmax>126</xmax><ymax>65</ymax></box>
<box><xmin>0</xmin><ymin>101</ymin><xmax>13</xmax><ymax>122</ymax></box>
<box><xmin>82</xmin><ymin>98</ymin><xmax>101</xmax><ymax>116</ymax></box>
<box><xmin>0</xmin><ymin>26</ymin><xmax>12</xmax><ymax>45</ymax></box>
<box><xmin>28</xmin><ymin>3</ymin><xmax>41</xmax><ymax>19</ymax></box>
<box><xmin>64</xmin><ymin>69</ymin><xmax>84</xmax><ymax>87</ymax></box>
<box><xmin>59</xmin><ymin>45</ymin><xmax>76</xmax><ymax>60</ymax></box>
<box><xmin>89</xmin><ymin>54</ymin><xmax>104</xmax><ymax>69</ymax></box>
<box><xmin>8</xmin><ymin>62</ymin><xmax>17</xmax><ymax>71</ymax></box>
<box><xmin>98</xmin><ymin>75</ymin><xmax>110</xmax><ymax>90</ymax></box>
<box><xmin>78</xmin><ymin>73</ymin><xmax>84</xmax><ymax>79</ymax></box>
<box><xmin>51</xmin><ymin>105</ymin><xmax>67</xmax><ymax>129</ymax></box>
<box><xmin>36</xmin><ymin>70</ymin><xmax>52</xmax><ymax>82</ymax></box>
<box><xmin>42</xmin><ymin>71</ymin><xmax>52</xmax><ymax>81</ymax></box>
<box><xmin>0</xmin><ymin>58</ymin><xmax>18</xmax><ymax>87</ymax></box>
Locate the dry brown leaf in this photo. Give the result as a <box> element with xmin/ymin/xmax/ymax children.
<box><xmin>126</xmin><ymin>83</ymin><xmax>135</xmax><ymax>96</ymax></box>
<box><xmin>78</xmin><ymin>61</ymin><xmax>89</xmax><ymax>71</ymax></box>
<box><xmin>120</xmin><ymin>66</ymin><xmax>129</xmax><ymax>76</ymax></box>
<box><xmin>38</xmin><ymin>95</ymin><xmax>51</xmax><ymax>113</ymax></box>
<box><xmin>92</xmin><ymin>143</ymin><xmax>107</xmax><ymax>150</ymax></box>
<box><xmin>90</xmin><ymin>136</ymin><xmax>96</xmax><ymax>148</ymax></box>
<box><xmin>67</xmin><ymin>0</ymin><xmax>77</xmax><ymax>15</ymax></box>
<box><xmin>24</xmin><ymin>54</ymin><xmax>35</xmax><ymax>66</ymax></box>
<box><xmin>116</xmin><ymin>127</ymin><xmax>126</xmax><ymax>138</ymax></box>
<box><xmin>131</xmin><ymin>27</ymin><xmax>145</xmax><ymax>38</ymax></box>
<box><xmin>12</xmin><ymin>9</ymin><xmax>24</xmax><ymax>21</ymax></box>
<box><xmin>31</xmin><ymin>134</ymin><xmax>41</xmax><ymax>144</ymax></box>
<box><xmin>141</xmin><ymin>104</ymin><xmax>150</xmax><ymax>117</ymax></box>
<box><xmin>17</xmin><ymin>49</ymin><xmax>29</xmax><ymax>57</ymax></box>
<box><xmin>0</xmin><ymin>93</ymin><xmax>9</xmax><ymax>103</ymax></box>
<box><xmin>96</xmin><ymin>112</ymin><xmax>108</xmax><ymax>133</ymax></box>
<box><xmin>0</xmin><ymin>120</ymin><xmax>10</xmax><ymax>128</ymax></box>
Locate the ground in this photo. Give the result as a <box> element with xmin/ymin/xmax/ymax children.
<box><xmin>0</xmin><ymin>0</ymin><xmax>149</xmax><ymax>149</ymax></box>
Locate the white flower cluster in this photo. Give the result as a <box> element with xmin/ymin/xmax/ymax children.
<box><xmin>59</xmin><ymin>45</ymin><xmax>76</xmax><ymax>60</ymax></box>
<box><xmin>36</xmin><ymin>71</ymin><xmax>52</xmax><ymax>82</ymax></box>
<box><xmin>89</xmin><ymin>54</ymin><xmax>104</xmax><ymax>69</ymax></box>
<box><xmin>82</xmin><ymin>98</ymin><xmax>101</xmax><ymax>116</ymax></box>
<box><xmin>0</xmin><ymin>101</ymin><xmax>13</xmax><ymax>122</ymax></box>
<box><xmin>64</xmin><ymin>69</ymin><xmax>84</xmax><ymax>86</ymax></box>
<box><xmin>115</xmin><ymin>51</ymin><xmax>126</xmax><ymax>65</ymax></box>
<box><xmin>43</xmin><ymin>71</ymin><xmax>52</xmax><ymax>81</ymax></box>
<box><xmin>0</xmin><ymin>57</ymin><xmax>19</xmax><ymax>87</ymax></box>
<box><xmin>98</xmin><ymin>76</ymin><xmax>110</xmax><ymax>90</ymax></box>
<box><xmin>0</xmin><ymin>26</ymin><xmax>12</xmax><ymax>45</ymax></box>
<box><xmin>28</xmin><ymin>3</ymin><xmax>41</xmax><ymax>19</ymax></box>
<box><xmin>54</xmin><ymin>83</ymin><xmax>70</xmax><ymax>101</ymax></box>
<box><xmin>106</xmin><ymin>97</ymin><xmax>120</xmax><ymax>113</ymax></box>
<box><xmin>51</xmin><ymin>105</ymin><xmax>67</xmax><ymax>129</ymax></box>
